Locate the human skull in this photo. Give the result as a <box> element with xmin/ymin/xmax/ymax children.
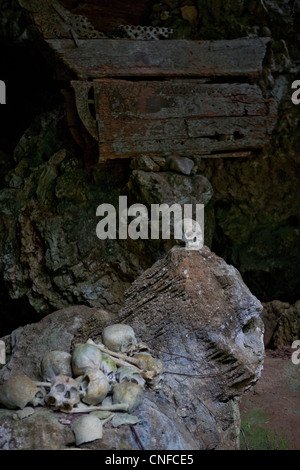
<box><xmin>40</xmin><ymin>350</ymin><xmax>72</xmax><ymax>381</ymax></box>
<box><xmin>100</xmin><ymin>353</ymin><xmax>117</xmax><ymax>379</ymax></box>
<box><xmin>134</xmin><ymin>352</ymin><xmax>164</xmax><ymax>375</ymax></box>
<box><xmin>112</xmin><ymin>382</ymin><xmax>144</xmax><ymax>412</ymax></box>
<box><xmin>115</xmin><ymin>366</ymin><xmax>145</xmax><ymax>388</ymax></box>
<box><xmin>71</xmin><ymin>343</ymin><xmax>102</xmax><ymax>377</ymax></box>
<box><xmin>176</xmin><ymin>218</ymin><xmax>203</xmax><ymax>250</ymax></box>
<box><xmin>0</xmin><ymin>375</ymin><xmax>45</xmax><ymax>410</ymax></box>
<box><xmin>30</xmin><ymin>388</ymin><xmax>46</xmax><ymax>407</ymax></box>
<box><xmin>45</xmin><ymin>375</ymin><xmax>80</xmax><ymax>411</ymax></box>
<box><xmin>102</xmin><ymin>324</ymin><xmax>137</xmax><ymax>353</ymax></box>
<box><xmin>78</xmin><ymin>370</ymin><xmax>109</xmax><ymax>406</ymax></box>
<box><xmin>71</xmin><ymin>415</ymin><xmax>103</xmax><ymax>446</ymax></box>
<box><xmin>134</xmin><ymin>352</ymin><xmax>164</xmax><ymax>388</ymax></box>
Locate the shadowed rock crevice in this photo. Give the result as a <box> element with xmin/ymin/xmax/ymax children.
<box><xmin>0</xmin><ymin>280</ymin><xmax>40</xmax><ymax>337</ymax></box>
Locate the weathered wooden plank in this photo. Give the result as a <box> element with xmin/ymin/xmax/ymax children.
<box><xmin>19</xmin><ymin>1</ymin><xmax>278</xmax><ymax>162</ymax></box>
<box><xmin>200</xmin><ymin>151</ymin><xmax>253</xmax><ymax>159</ymax></box>
<box><xmin>70</xmin><ymin>79</ymin><xmax>276</xmax><ymax>160</ymax></box>
<box><xmin>97</xmin><ymin>115</ymin><xmax>271</xmax><ymax>144</ymax></box>
<box><xmin>50</xmin><ymin>37</ymin><xmax>269</xmax><ymax>80</ymax></box>
<box><xmin>93</xmin><ymin>80</ymin><xmax>267</xmax><ymax>119</ymax></box>
<box><xmin>97</xmin><ymin>116</ymin><xmax>273</xmax><ymax>159</ymax></box>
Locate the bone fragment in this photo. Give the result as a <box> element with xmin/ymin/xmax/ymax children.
<box><xmin>87</xmin><ymin>339</ymin><xmax>155</xmax><ymax>380</ymax></box>
<box><xmin>34</xmin><ymin>381</ymin><xmax>51</xmax><ymax>388</ymax></box>
<box><xmin>61</xmin><ymin>403</ymin><xmax>129</xmax><ymax>414</ymax></box>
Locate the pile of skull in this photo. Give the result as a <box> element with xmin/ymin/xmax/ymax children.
<box><xmin>0</xmin><ymin>324</ymin><xmax>163</xmax><ymax>446</ymax></box>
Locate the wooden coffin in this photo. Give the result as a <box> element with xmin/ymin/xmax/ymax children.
<box><xmin>71</xmin><ymin>79</ymin><xmax>277</xmax><ymax>162</ymax></box>
<box><xmin>19</xmin><ymin>0</ymin><xmax>278</xmax><ymax>162</ymax></box>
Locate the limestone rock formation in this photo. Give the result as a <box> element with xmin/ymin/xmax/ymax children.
<box><xmin>0</xmin><ymin>246</ymin><xmax>264</xmax><ymax>450</ymax></box>
<box><xmin>127</xmin><ymin>170</ymin><xmax>212</xmax><ymax>207</ymax></box>
<box><xmin>262</xmin><ymin>300</ymin><xmax>300</xmax><ymax>348</ymax></box>
<box><xmin>0</xmin><ymin>0</ymin><xmax>299</xmax><ymax>335</ymax></box>
<box><xmin>118</xmin><ymin>246</ymin><xmax>265</xmax><ymax>449</ymax></box>
<box><xmin>0</xmin><ymin>117</ymin><xmax>214</xmax><ymax>327</ymax></box>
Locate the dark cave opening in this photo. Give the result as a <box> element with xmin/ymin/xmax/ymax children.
<box><xmin>0</xmin><ymin>39</ymin><xmax>63</xmax><ymax>156</ymax></box>
<box><xmin>0</xmin><ymin>39</ymin><xmax>64</xmax><ymax>336</ymax></box>
<box><xmin>0</xmin><ymin>280</ymin><xmax>41</xmax><ymax>337</ymax></box>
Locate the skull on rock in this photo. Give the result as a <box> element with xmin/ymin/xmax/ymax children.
<box><xmin>78</xmin><ymin>370</ymin><xmax>109</xmax><ymax>406</ymax></box>
<box><xmin>112</xmin><ymin>382</ymin><xmax>144</xmax><ymax>413</ymax></box>
<box><xmin>45</xmin><ymin>375</ymin><xmax>80</xmax><ymax>411</ymax></box>
<box><xmin>115</xmin><ymin>366</ymin><xmax>145</xmax><ymax>388</ymax></box>
<box><xmin>0</xmin><ymin>375</ymin><xmax>45</xmax><ymax>410</ymax></box>
<box><xmin>101</xmin><ymin>324</ymin><xmax>137</xmax><ymax>353</ymax></box>
<box><xmin>41</xmin><ymin>350</ymin><xmax>72</xmax><ymax>381</ymax></box>
<box><xmin>71</xmin><ymin>343</ymin><xmax>102</xmax><ymax>377</ymax></box>
<box><xmin>176</xmin><ymin>218</ymin><xmax>203</xmax><ymax>250</ymax></box>
<box><xmin>71</xmin><ymin>415</ymin><xmax>103</xmax><ymax>446</ymax></box>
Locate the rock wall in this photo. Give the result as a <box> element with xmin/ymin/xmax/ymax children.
<box><xmin>151</xmin><ymin>0</ymin><xmax>300</xmax><ymax>304</ymax></box>
<box><xmin>0</xmin><ymin>127</ymin><xmax>214</xmax><ymax>329</ymax></box>
<box><xmin>0</xmin><ymin>0</ymin><xmax>298</xmax><ymax>451</ymax></box>
<box><xmin>0</xmin><ymin>1</ymin><xmax>299</xmax><ymax>341</ymax></box>
<box><xmin>262</xmin><ymin>300</ymin><xmax>300</xmax><ymax>348</ymax></box>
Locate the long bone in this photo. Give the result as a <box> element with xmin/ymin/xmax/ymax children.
<box><xmin>86</xmin><ymin>339</ymin><xmax>156</xmax><ymax>380</ymax></box>
<box><xmin>34</xmin><ymin>381</ymin><xmax>51</xmax><ymax>388</ymax></box>
<box><xmin>61</xmin><ymin>403</ymin><xmax>129</xmax><ymax>414</ymax></box>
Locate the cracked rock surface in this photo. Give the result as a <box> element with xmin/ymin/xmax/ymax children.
<box><xmin>0</xmin><ymin>247</ymin><xmax>264</xmax><ymax>450</ymax></box>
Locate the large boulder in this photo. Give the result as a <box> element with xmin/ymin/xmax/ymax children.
<box><xmin>118</xmin><ymin>246</ymin><xmax>265</xmax><ymax>449</ymax></box>
<box><xmin>0</xmin><ymin>246</ymin><xmax>264</xmax><ymax>450</ymax></box>
<box><xmin>127</xmin><ymin>170</ymin><xmax>212</xmax><ymax>207</ymax></box>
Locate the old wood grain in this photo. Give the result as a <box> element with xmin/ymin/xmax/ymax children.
<box><xmin>70</xmin><ymin>79</ymin><xmax>277</xmax><ymax>160</ymax></box>
<box><xmin>49</xmin><ymin>37</ymin><xmax>270</xmax><ymax>80</ymax></box>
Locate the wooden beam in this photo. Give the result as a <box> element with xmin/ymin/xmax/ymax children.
<box><xmin>49</xmin><ymin>37</ymin><xmax>270</xmax><ymax>80</ymax></box>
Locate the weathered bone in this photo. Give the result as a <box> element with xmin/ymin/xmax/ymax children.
<box><xmin>61</xmin><ymin>403</ymin><xmax>129</xmax><ymax>414</ymax></box>
<box><xmin>86</xmin><ymin>339</ymin><xmax>155</xmax><ymax>380</ymax></box>
<box><xmin>34</xmin><ymin>381</ymin><xmax>51</xmax><ymax>388</ymax></box>
<box><xmin>45</xmin><ymin>375</ymin><xmax>80</xmax><ymax>411</ymax></box>
<box><xmin>87</xmin><ymin>339</ymin><xmax>140</xmax><ymax>367</ymax></box>
<box><xmin>101</xmin><ymin>414</ymin><xmax>114</xmax><ymax>426</ymax></box>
